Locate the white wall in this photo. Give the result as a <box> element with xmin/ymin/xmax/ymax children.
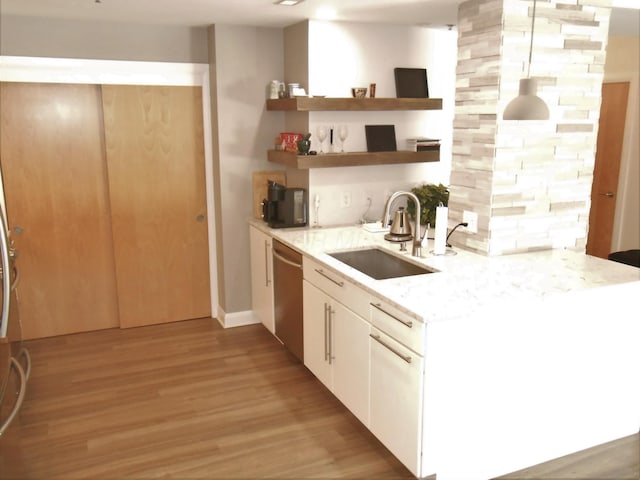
<box><xmin>305</xmin><ymin>22</ymin><xmax>458</xmax><ymax>226</ymax></box>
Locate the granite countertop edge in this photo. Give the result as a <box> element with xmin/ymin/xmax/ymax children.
<box><xmin>249</xmin><ymin>219</ymin><xmax>640</xmax><ymax>323</ymax></box>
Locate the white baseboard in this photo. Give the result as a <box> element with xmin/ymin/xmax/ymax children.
<box><xmin>215</xmin><ymin>306</ymin><xmax>260</xmax><ymax>329</ymax></box>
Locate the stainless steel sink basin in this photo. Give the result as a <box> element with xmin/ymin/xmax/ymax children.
<box><xmin>328</xmin><ymin>248</ymin><xmax>437</xmax><ymax>280</ymax></box>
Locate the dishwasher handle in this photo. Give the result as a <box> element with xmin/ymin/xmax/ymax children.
<box><xmin>272</xmin><ymin>250</ymin><xmax>302</xmax><ymax>269</ymax></box>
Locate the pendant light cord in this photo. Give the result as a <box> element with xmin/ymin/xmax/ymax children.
<box><xmin>527</xmin><ymin>0</ymin><xmax>537</xmax><ymax>78</ymax></box>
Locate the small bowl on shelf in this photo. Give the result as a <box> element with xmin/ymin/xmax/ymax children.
<box><xmin>351</xmin><ymin>87</ymin><xmax>368</xmax><ymax>98</ymax></box>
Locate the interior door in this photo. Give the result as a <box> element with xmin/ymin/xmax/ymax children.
<box><xmin>101</xmin><ymin>85</ymin><xmax>211</xmax><ymax>328</ymax></box>
<box><xmin>0</xmin><ymin>82</ymin><xmax>119</xmax><ymax>339</ymax></box>
<box><xmin>586</xmin><ymin>82</ymin><xmax>629</xmax><ymax>258</ymax></box>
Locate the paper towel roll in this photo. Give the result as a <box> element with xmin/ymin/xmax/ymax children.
<box><xmin>434</xmin><ymin>205</ymin><xmax>448</xmax><ymax>255</ymax></box>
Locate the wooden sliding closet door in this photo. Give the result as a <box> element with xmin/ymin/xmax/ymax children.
<box><xmin>0</xmin><ymin>82</ymin><xmax>119</xmax><ymax>339</ymax></box>
<box><xmin>101</xmin><ymin>85</ymin><xmax>211</xmax><ymax>328</ymax></box>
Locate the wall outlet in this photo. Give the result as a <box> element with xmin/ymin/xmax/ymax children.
<box><xmin>340</xmin><ymin>191</ymin><xmax>352</xmax><ymax>208</ymax></box>
<box><xmin>463</xmin><ymin>210</ymin><xmax>478</xmax><ymax>234</ymax></box>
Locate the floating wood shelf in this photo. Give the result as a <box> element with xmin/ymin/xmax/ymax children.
<box><xmin>267</xmin><ymin>149</ymin><xmax>440</xmax><ymax>169</ymax></box>
<box><xmin>266</xmin><ymin>97</ymin><xmax>442</xmax><ymax>111</ymax></box>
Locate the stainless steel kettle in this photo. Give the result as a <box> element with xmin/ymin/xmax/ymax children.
<box><xmin>389</xmin><ymin>207</ymin><xmax>411</xmax><ymax>235</ymax></box>
<box><xmin>384</xmin><ymin>206</ymin><xmax>413</xmax><ymax>243</ymax></box>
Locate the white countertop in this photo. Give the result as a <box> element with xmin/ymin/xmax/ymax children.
<box><xmin>251</xmin><ymin>220</ymin><xmax>640</xmax><ymax>323</ymax></box>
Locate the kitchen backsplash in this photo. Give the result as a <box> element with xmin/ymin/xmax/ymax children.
<box><xmin>307</xmin><ymin>162</ymin><xmax>448</xmax><ymax>227</ymax></box>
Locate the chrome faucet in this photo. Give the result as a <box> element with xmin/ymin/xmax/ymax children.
<box><xmin>382</xmin><ymin>191</ymin><xmax>422</xmax><ymax>257</ymax></box>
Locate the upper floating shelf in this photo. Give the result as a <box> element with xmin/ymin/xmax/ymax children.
<box><xmin>266</xmin><ymin>97</ymin><xmax>443</xmax><ymax>111</ymax></box>
<box><xmin>267</xmin><ymin>149</ymin><xmax>440</xmax><ymax>169</ymax></box>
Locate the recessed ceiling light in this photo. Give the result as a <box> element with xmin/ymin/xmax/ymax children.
<box><xmin>316</xmin><ymin>7</ymin><xmax>337</xmax><ymax>20</ymax></box>
<box><xmin>275</xmin><ymin>0</ymin><xmax>304</xmax><ymax>6</ymax></box>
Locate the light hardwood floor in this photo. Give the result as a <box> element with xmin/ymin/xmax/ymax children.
<box><xmin>5</xmin><ymin>318</ymin><xmax>638</xmax><ymax>479</ymax></box>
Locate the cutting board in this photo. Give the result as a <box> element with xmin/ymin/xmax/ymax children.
<box><xmin>252</xmin><ymin>170</ymin><xmax>286</xmax><ymax>219</ymax></box>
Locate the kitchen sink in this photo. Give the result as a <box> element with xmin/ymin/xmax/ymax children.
<box><xmin>328</xmin><ymin>248</ymin><xmax>437</xmax><ymax>280</ymax></box>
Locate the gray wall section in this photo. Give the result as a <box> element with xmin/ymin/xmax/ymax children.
<box><xmin>0</xmin><ymin>15</ymin><xmax>208</xmax><ymax>63</ymax></box>
<box><xmin>211</xmin><ymin>24</ymin><xmax>285</xmax><ymax>315</ymax></box>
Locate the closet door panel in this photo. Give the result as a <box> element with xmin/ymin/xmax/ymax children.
<box><xmin>0</xmin><ymin>82</ymin><xmax>119</xmax><ymax>339</ymax></box>
<box><xmin>101</xmin><ymin>85</ymin><xmax>211</xmax><ymax>328</ymax></box>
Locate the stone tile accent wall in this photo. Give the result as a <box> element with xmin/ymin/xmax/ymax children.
<box><xmin>449</xmin><ymin>0</ymin><xmax>611</xmax><ymax>255</ymax></box>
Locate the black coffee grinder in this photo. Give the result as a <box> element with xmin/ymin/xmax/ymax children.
<box><xmin>262</xmin><ymin>181</ymin><xmax>307</xmax><ymax>228</ymax></box>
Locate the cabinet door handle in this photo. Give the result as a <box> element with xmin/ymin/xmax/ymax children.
<box><xmin>0</xmin><ymin>220</ymin><xmax>10</xmax><ymax>338</ymax></box>
<box><xmin>328</xmin><ymin>306</ymin><xmax>334</xmax><ymax>365</ymax></box>
<box><xmin>264</xmin><ymin>240</ymin><xmax>271</xmax><ymax>287</ymax></box>
<box><xmin>323</xmin><ymin>303</ymin><xmax>330</xmax><ymax>362</ymax></box>
<box><xmin>370</xmin><ymin>303</ymin><xmax>413</xmax><ymax>328</ymax></box>
<box><xmin>370</xmin><ymin>334</ymin><xmax>412</xmax><ymax>364</ymax></box>
<box><xmin>315</xmin><ymin>269</ymin><xmax>344</xmax><ymax>287</ymax></box>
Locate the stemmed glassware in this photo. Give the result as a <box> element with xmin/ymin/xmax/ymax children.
<box><xmin>337</xmin><ymin>125</ymin><xmax>349</xmax><ymax>153</ymax></box>
<box><xmin>317</xmin><ymin>125</ymin><xmax>328</xmax><ymax>154</ymax></box>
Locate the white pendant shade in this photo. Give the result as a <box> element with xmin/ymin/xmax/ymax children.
<box><xmin>503</xmin><ymin>78</ymin><xmax>549</xmax><ymax>120</ymax></box>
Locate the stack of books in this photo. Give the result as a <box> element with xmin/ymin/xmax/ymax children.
<box><xmin>406</xmin><ymin>137</ymin><xmax>440</xmax><ymax>151</ymax></box>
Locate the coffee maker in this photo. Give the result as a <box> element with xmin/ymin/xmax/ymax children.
<box><xmin>262</xmin><ymin>181</ymin><xmax>307</xmax><ymax>228</ymax></box>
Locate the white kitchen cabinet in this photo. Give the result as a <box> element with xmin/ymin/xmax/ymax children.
<box><xmin>303</xmin><ymin>278</ymin><xmax>370</xmax><ymax>425</ymax></box>
<box><xmin>369</xmin><ymin>326</ymin><xmax>424</xmax><ymax>477</ymax></box>
<box><xmin>332</xmin><ymin>300</ymin><xmax>370</xmax><ymax>425</ymax></box>
<box><xmin>249</xmin><ymin>226</ymin><xmax>275</xmax><ymax>333</ymax></box>
<box><xmin>302</xmin><ymin>279</ymin><xmax>332</xmax><ymax>386</ymax></box>
<box><xmin>303</xmin><ymin>254</ymin><xmax>426</xmax><ymax>470</ymax></box>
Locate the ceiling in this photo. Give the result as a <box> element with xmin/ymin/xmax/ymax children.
<box><xmin>1</xmin><ymin>0</ymin><xmax>638</xmax><ymax>35</ymax></box>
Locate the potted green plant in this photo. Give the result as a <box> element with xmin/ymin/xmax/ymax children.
<box><xmin>406</xmin><ymin>183</ymin><xmax>449</xmax><ymax>227</ymax></box>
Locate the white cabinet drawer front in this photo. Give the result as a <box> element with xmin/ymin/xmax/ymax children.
<box><xmin>303</xmin><ymin>256</ymin><xmax>370</xmax><ymax>318</ymax></box>
<box><xmin>369</xmin><ymin>298</ymin><xmax>425</xmax><ymax>356</ymax></box>
<box><xmin>369</xmin><ymin>327</ymin><xmax>424</xmax><ymax>477</ymax></box>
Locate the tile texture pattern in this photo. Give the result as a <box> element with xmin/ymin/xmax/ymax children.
<box><xmin>449</xmin><ymin>0</ymin><xmax>612</xmax><ymax>255</ymax></box>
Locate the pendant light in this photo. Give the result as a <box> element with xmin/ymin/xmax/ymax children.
<box><xmin>503</xmin><ymin>0</ymin><xmax>549</xmax><ymax>120</ymax></box>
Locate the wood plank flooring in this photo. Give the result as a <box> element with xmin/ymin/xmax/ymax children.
<box><xmin>3</xmin><ymin>318</ymin><xmax>638</xmax><ymax>479</ymax></box>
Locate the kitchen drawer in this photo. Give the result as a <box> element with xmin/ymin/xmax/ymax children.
<box><xmin>303</xmin><ymin>256</ymin><xmax>370</xmax><ymax>319</ymax></box>
<box><xmin>369</xmin><ymin>326</ymin><xmax>424</xmax><ymax>476</ymax></box>
<box><xmin>369</xmin><ymin>298</ymin><xmax>425</xmax><ymax>356</ymax></box>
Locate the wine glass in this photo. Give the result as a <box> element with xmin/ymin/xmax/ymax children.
<box><xmin>338</xmin><ymin>124</ymin><xmax>349</xmax><ymax>153</ymax></box>
<box><xmin>317</xmin><ymin>125</ymin><xmax>328</xmax><ymax>154</ymax></box>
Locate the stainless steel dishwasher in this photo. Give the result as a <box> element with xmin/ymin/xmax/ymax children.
<box><xmin>272</xmin><ymin>239</ymin><xmax>303</xmax><ymax>362</ymax></box>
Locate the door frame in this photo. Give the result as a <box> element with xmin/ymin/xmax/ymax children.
<box><xmin>601</xmin><ymin>73</ymin><xmax>639</xmax><ymax>252</ymax></box>
<box><xmin>0</xmin><ymin>55</ymin><xmax>219</xmax><ymax>318</ymax></box>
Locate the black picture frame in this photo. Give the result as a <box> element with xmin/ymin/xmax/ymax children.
<box><xmin>394</xmin><ymin>67</ymin><xmax>429</xmax><ymax>98</ymax></box>
<box><xmin>365</xmin><ymin>125</ymin><xmax>397</xmax><ymax>152</ymax></box>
